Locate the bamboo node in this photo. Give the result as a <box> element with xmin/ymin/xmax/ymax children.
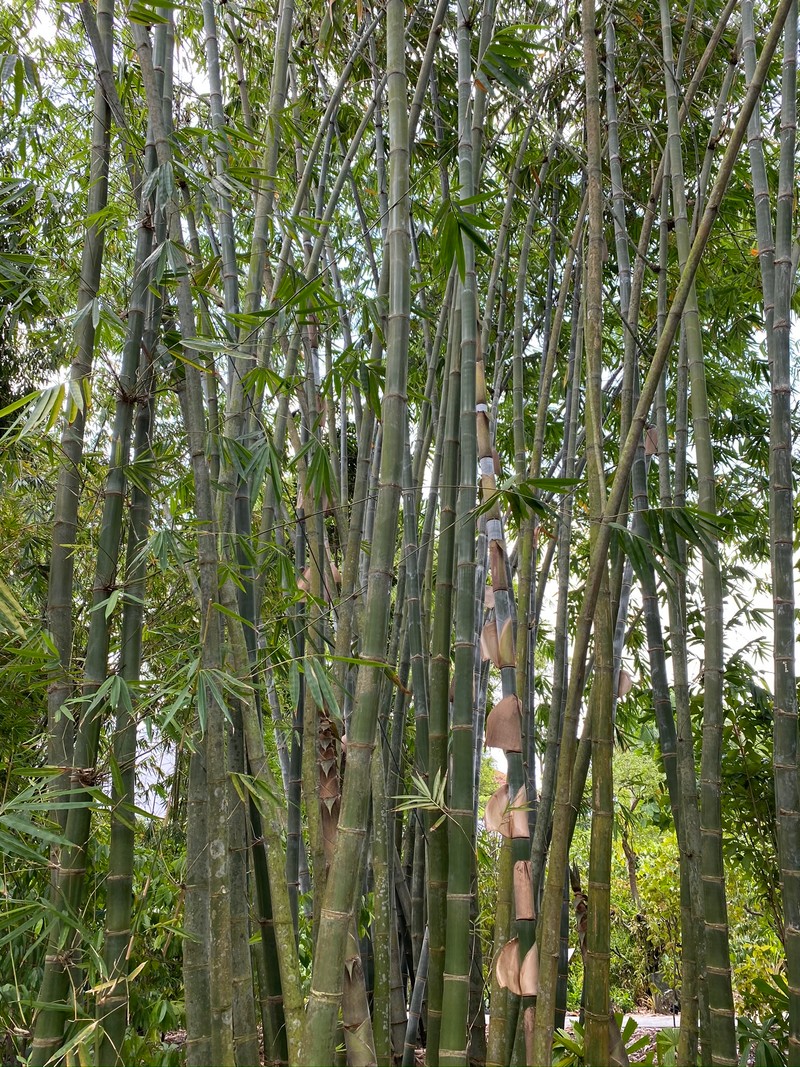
<box><xmin>308</xmin><ymin>987</ymin><xmax>342</xmax><ymax>1003</ymax></box>
<box><xmin>320</xmin><ymin>906</ymin><xmax>351</xmax><ymax>921</ymax></box>
<box><xmin>75</xmin><ymin>766</ymin><xmax>102</xmax><ymax>787</ymax></box>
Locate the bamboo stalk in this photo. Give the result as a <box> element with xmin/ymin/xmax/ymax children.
<box><xmin>96</xmin><ymin>344</ymin><xmax>156</xmax><ymax>1065</ymax></box>
<box><xmin>426</xmin><ymin>299</ymin><xmax>461</xmax><ymax>1067</ymax></box>
<box><xmin>45</xmin><ymin>0</ymin><xmax>114</xmax><ymax>831</ymax></box>
<box><xmin>438</xmin><ymin>0</ymin><xmax>481</xmax><ymax>1054</ymax></box>
<box><xmin>31</xmin><ymin>77</ymin><xmax>154</xmax><ymax>1059</ymax></box>
<box><xmin>743</xmin><ymin>2</ymin><xmax>800</xmax><ymax>1059</ymax></box>
<box><xmin>302</xmin><ymin>0</ymin><xmax>409</xmax><ymax>1053</ymax></box>
<box><xmin>582</xmin><ymin>4</ymin><xmax>614</xmax><ymax>1055</ymax></box>
<box><xmin>658</xmin><ymin>3</ymin><xmax>735</xmax><ymax>1058</ymax></box>
<box><xmin>773</xmin><ymin>10</ymin><xmax>799</xmax><ymax>1062</ymax></box>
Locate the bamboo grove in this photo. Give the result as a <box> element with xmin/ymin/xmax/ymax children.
<box><xmin>0</xmin><ymin>0</ymin><xmax>799</xmax><ymax>1064</ymax></box>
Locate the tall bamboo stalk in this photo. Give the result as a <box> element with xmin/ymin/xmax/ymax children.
<box><xmin>46</xmin><ymin>0</ymin><xmax>114</xmax><ymax>826</ymax></box>
<box><xmin>582</xmin><ymin>0</ymin><xmax>614</xmax><ymax>1059</ymax></box>
<box><xmin>772</xmin><ymin>9</ymin><xmax>799</xmax><ymax>1060</ymax></box>
<box><xmin>96</xmin><ymin>353</ymin><xmax>157</xmax><ymax>1065</ymax></box>
<box><xmin>302</xmin><ymin>0</ymin><xmax>409</xmax><ymax>1054</ymax></box>
<box><xmin>743</xmin><ymin>2</ymin><xmax>800</xmax><ymax>1058</ymax></box>
<box><xmin>426</xmin><ymin>298</ymin><xmax>461</xmax><ymax>1067</ymax></box>
<box><xmin>438</xmin><ymin>0</ymin><xmax>481</xmax><ymax>1056</ymax></box>
<box><xmin>31</xmin><ymin>76</ymin><xmax>154</xmax><ymax>1060</ymax></box>
<box><xmin>128</xmin><ymin>19</ymin><xmax>239</xmax><ymax>1061</ymax></box>
<box><xmin>658</xmin><ymin>3</ymin><xmax>736</xmax><ymax>1058</ymax></box>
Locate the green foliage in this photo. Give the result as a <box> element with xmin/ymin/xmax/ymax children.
<box><xmin>476</xmin><ymin>24</ymin><xmax>542</xmax><ymax>94</ymax></box>
<box><xmin>0</xmin><ymin>780</ymin><xmax>186</xmax><ymax>1065</ymax></box>
<box><xmin>654</xmin><ymin>1027</ymin><xmax>679</xmax><ymax>1067</ymax></box>
<box><xmin>568</xmin><ymin>741</ymin><xmax>783</xmax><ymax>1023</ymax></box>
<box><xmin>120</xmin><ymin>834</ymin><xmax>186</xmax><ymax>1065</ymax></box>
<box><xmin>433</xmin><ymin>194</ymin><xmax>494</xmax><ymax>281</ymax></box>
<box><xmin>552</xmin><ymin>1014</ymin><xmax>652</xmax><ymax>1066</ymax></box>
<box><xmin>737</xmin><ymin>1009</ymin><xmax>788</xmax><ymax>1067</ymax></box>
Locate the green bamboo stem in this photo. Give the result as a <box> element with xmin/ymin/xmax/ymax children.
<box><xmin>467</xmin><ymin>879</ymin><xmax>487</xmax><ymax>1067</ymax></box>
<box><xmin>773</xmin><ymin>10</ymin><xmax>799</xmax><ymax>1062</ymax></box>
<box><xmin>479</xmin><ymin>124</ymin><xmax>536</xmax><ymax>383</ymax></box>
<box><xmin>742</xmin><ymin>4</ymin><xmax>776</xmax><ymax>332</ymax></box>
<box><xmin>199</xmin><ymin>8</ymin><xmax>263</xmax><ymax>1060</ymax></box>
<box><xmin>45</xmin><ymin>0</ymin><xmax>114</xmax><ymax>828</ymax></box>
<box><xmin>582</xmin><ymin>5</ymin><xmax>614</xmax><ymax>1055</ymax></box>
<box><xmin>332</xmin><ymin>397</ymin><xmax>378</xmax><ymax>705</ymax></box>
<box><xmin>583</xmin><ymin>565</ymin><xmax>614</xmax><ymax>1061</ymax></box>
<box><xmin>360</xmin><ymin>424</ymin><xmax>383</xmax><ymax>598</ymax></box>
<box><xmin>438</xmin><ymin>0</ymin><xmax>482</xmax><ymax>1057</ymax></box>
<box><xmin>77</xmin><ymin>0</ymin><xmax>141</xmax><ymax>197</ymax></box>
<box><xmin>201</xmin><ymin>0</ymin><xmax>240</xmax><ymax>332</ymax></box>
<box><xmin>183</xmin><ymin>747</ymin><xmax>211</xmax><ymax>1067</ymax></box>
<box><xmin>654</xmin><ymin>189</ymin><xmax>708</xmax><ymax>1060</ymax></box>
<box><xmin>302</xmin><ymin>0</ymin><xmax>409</xmax><ymax>1053</ymax></box>
<box><xmin>370</xmin><ymin>747</ymin><xmax>392</xmax><ymax>1065</ymax></box>
<box><xmin>294</xmin><ymin>445</ymin><xmax>326</xmax><ymax>930</ymax></box>
<box><xmin>238</xmin><ymin>0</ymin><xmax>294</xmax><ymax>334</ymax></box>
<box><xmin>129</xmin><ymin>19</ymin><xmax>238</xmax><ymax>1061</ymax></box>
<box><xmin>743</xmin><ymin>2</ymin><xmax>800</xmax><ymax>1058</ymax></box>
<box><xmin>172</xmin><ymin>122</ymin><xmax>212</xmax><ymax>1056</ymax></box>
<box><xmin>669</xmin><ymin>327</ymin><xmax>698</xmax><ymax>1067</ymax></box>
<box><xmin>250</xmin><ymin>11</ymin><xmax>382</xmax><ymax>397</ymax></box>
<box><xmin>616</xmin><ymin>0</ymin><xmax>738</xmax><ymax>447</ymax></box>
<box><xmin>529</xmin><ymin>252</ymin><xmax>583</xmax><ymax>908</ymax></box>
<box><xmin>426</xmin><ymin>298</ymin><xmax>461</xmax><ymax>1067</ymax></box>
<box><xmin>691</xmin><ymin>47</ymin><xmax>740</xmax><ymax>238</ymax></box>
<box><xmin>485</xmin><ymin>837</ymin><xmax>512</xmax><ymax>1067</ymax></box>
<box><xmin>95</xmin><ymin>343</ymin><xmax>156</xmax><ymax>1065</ymax></box>
<box><xmin>227</xmin><ymin>714</ymin><xmax>259</xmax><ymax>1067</ymax></box>
<box><xmin>415</xmin><ymin>266</ymin><xmax>457</xmax><ymax>567</ymax></box>
<box><xmin>31</xmin><ymin>105</ymin><xmax>153</xmax><ymax>1064</ymax></box>
<box><xmin>605</xmin><ymin>19</ymin><xmax>631</xmax><ymax>343</ymax></box>
<box><xmin>512</xmin><ymin>190</ymin><xmax>545</xmax><ymax>480</ymax></box>
<box><xmin>630</xmin><ymin>175</ymin><xmax>701</xmax><ymax>1067</ymax></box>
<box><xmin>218</xmin><ymin>579</ymin><xmax>305</xmax><ymax>1065</ymax></box>
<box><xmin>411</xmin><ymin>819</ymin><xmax>426</xmax><ymax>974</ymax></box>
<box><xmin>403</xmin><ymin>435</ymin><xmax>429</xmax><ymax>791</ymax></box>
<box><xmin>514</xmin><ymin>196</ymin><xmax>587</xmax><ymax>745</ymax></box>
<box><xmin>287</xmin><ymin>488</ymin><xmax>307</xmax><ymax>940</ymax></box>
<box><xmin>658</xmin><ymin>4</ymin><xmax>735</xmax><ymax>1058</ymax></box>
<box><xmin>408</xmin><ymin>0</ymin><xmax>449</xmax><ymax>147</ymax></box>
<box><xmin>555</xmin><ymin>869</ymin><xmax>571</xmax><ymax>1032</ymax></box>
<box><xmin>403</xmin><ymin>926</ymin><xmax>430</xmax><ymax>1067</ymax></box>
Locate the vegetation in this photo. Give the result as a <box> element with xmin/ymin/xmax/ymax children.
<box><xmin>0</xmin><ymin>0</ymin><xmax>798</xmax><ymax>1065</ymax></box>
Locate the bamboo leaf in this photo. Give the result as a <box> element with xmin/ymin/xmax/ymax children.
<box><xmin>0</xmin><ymin>577</ymin><xmax>26</xmax><ymax>637</ymax></box>
<box><xmin>477</xmin><ymin>24</ymin><xmax>543</xmax><ymax>92</ymax></box>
